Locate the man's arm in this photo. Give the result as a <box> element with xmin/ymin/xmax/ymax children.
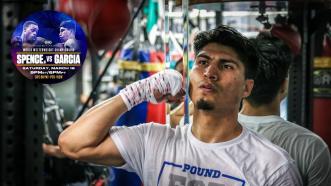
<box><xmin>58</xmin><ymin>95</ymin><xmax>127</xmax><ymax>166</ymax></box>
<box><xmin>307</xmin><ymin>147</ymin><xmax>331</xmax><ymax>186</ymax></box>
<box><xmin>43</xmin><ymin>144</ymin><xmax>66</xmax><ymax>158</ymax></box>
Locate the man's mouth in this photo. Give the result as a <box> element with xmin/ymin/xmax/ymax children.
<box><xmin>199</xmin><ymin>83</ymin><xmax>216</xmax><ymax>92</ymax></box>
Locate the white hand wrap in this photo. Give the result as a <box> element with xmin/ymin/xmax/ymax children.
<box><xmin>119</xmin><ymin>69</ymin><xmax>183</xmax><ymax>110</ymax></box>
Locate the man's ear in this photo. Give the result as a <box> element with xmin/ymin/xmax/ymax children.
<box><xmin>243</xmin><ymin>79</ymin><xmax>254</xmax><ymax>98</ymax></box>
<box><xmin>279</xmin><ymin>78</ymin><xmax>289</xmax><ymax>99</ymax></box>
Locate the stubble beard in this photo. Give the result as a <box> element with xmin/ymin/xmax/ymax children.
<box><xmin>196</xmin><ymin>99</ymin><xmax>214</xmax><ymax>110</ymax></box>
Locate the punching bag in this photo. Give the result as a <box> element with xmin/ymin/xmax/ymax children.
<box><xmin>57</xmin><ymin>0</ymin><xmax>131</xmax><ymax>50</ymax></box>
<box><xmin>271</xmin><ymin>24</ymin><xmax>302</xmax><ymax>55</ymax></box>
<box><xmin>312</xmin><ymin>32</ymin><xmax>331</xmax><ymax>148</ymax></box>
<box><xmin>322</xmin><ymin>34</ymin><xmax>331</xmax><ymax>56</ymax></box>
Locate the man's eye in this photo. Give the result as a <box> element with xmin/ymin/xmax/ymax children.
<box><xmin>222</xmin><ymin>64</ymin><xmax>234</xmax><ymax>69</ymax></box>
<box><xmin>198</xmin><ymin>60</ymin><xmax>208</xmax><ymax>66</ymax></box>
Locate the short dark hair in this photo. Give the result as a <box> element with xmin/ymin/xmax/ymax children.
<box><xmin>193</xmin><ymin>25</ymin><xmax>259</xmax><ymax>79</ymax></box>
<box><xmin>23</xmin><ymin>21</ymin><xmax>38</xmax><ymax>30</ymax></box>
<box><xmin>60</xmin><ymin>20</ymin><xmax>76</xmax><ymax>33</ymax></box>
<box><xmin>246</xmin><ymin>32</ymin><xmax>293</xmax><ymax>107</ymax></box>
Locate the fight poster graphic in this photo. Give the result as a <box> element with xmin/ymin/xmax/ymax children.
<box><xmin>10</xmin><ymin>10</ymin><xmax>87</xmax><ymax>84</ymax></box>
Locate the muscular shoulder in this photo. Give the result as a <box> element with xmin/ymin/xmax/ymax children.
<box><xmin>146</xmin><ymin>123</ymin><xmax>189</xmax><ymax>144</ymax></box>
<box><xmin>110</xmin><ymin>122</ymin><xmax>181</xmax><ymax>142</ymax></box>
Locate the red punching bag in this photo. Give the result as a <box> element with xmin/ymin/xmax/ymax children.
<box><xmin>57</xmin><ymin>0</ymin><xmax>131</xmax><ymax>50</ymax></box>
<box><xmin>57</xmin><ymin>0</ymin><xmax>90</xmax><ymax>24</ymax></box>
<box><xmin>322</xmin><ymin>34</ymin><xmax>331</xmax><ymax>56</ymax></box>
<box><xmin>313</xmin><ymin>32</ymin><xmax>331</xmax><ymax>148</ymax></box>
<box><xmin>88</xmin><ymin>0</ymin><xmax>130</xmax><ymax>50</ymax></box>
<box><xmin>271</xmin><ymin>24</ymin><xmax>302</xmax><ymax>55</ymax></box>
<box><xmin>313</xmin><ymin>98</ymin><xmax>331</xmax><ymax>148</ymax></box>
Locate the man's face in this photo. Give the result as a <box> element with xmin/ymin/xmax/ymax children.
<box><xmin>189</xmin><ymin>42</ymin><xmax>254</xmax><ymax>112</ymax></box>
<box><xmin>24</xmin><ymin>24</ymin><xmax>38</xmax><ymax>43</ymax></box>
<box><xmin>59</xmin><ymin>27</ymin><xmax>71</xmax><ymax>42</ymax></box>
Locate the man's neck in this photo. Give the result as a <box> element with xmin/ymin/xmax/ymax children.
<box><xmin>191</xmin><ymin>110</ymin><xmax>242</xmax><ymax>143</ymax></box>
<box><xmin>22</xmin><ymin>36</ymin><xmax>32</xmax><ymax>44</ymax></box>
<box><xmin>68</xmin><ymin>35</ymin><xmax>75</xmax><ymax>40</ymax></box>
<box><xmin>240</xmin><ymin>100</ymin><xmax>280</xmax><ymax>116</ymax></box>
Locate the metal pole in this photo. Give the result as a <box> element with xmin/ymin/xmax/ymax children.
<box><xmin>182</xmin><ymin>0</ymin><xmax>190</xmax><ymax>124</ymax></box>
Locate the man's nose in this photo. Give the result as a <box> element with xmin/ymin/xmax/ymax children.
<box><xmin>203</xmin><ymin>63</ymin><xmax>218</xmax><ymax>81</ymax></box>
